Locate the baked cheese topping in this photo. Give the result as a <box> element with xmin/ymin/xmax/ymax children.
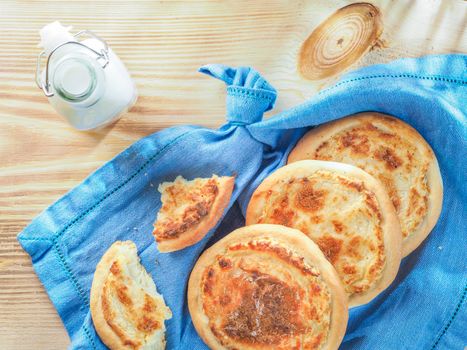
<box><xmin>310</xmin><ymin>120</ymin><xmax>432</xmax><ymax>240</ymax></box>
<box><xmin>100</xmin><ymin>256</ymin><xmax>171</xmax><ymax>349</ymax></box>
<box><xmin>254</xmin><ymin>171</ymin><xmax>386</xmax><ymax>296</ymax></box>
<box><xmin>153</xmin><ymin>176</ymin><xmax>219</xmax><ymax>241</ymax></box>
<box><xmin>200</xmin><ymin>239</ymin><xmax>332</xmax><ymax>350</ymax></box>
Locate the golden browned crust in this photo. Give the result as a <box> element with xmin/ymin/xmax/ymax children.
<box><xmin>188</xmin><ymin>224</ymin><xmax>348</xmax><ymax>350</ymax></box>
<box><xmin>288</xmin><ymin>113</ymin><xmax>443</xmax><ymax>257</ymax></box>
<box><xmin>246</xmin><ymin>160</ymin><xmax>402</xmax><ymax>307</ymax></box>
<box><xmin>153</xmin><ymin>175</ymin><xmax>235</xmax><ymax>252</ymax></box>
<box><xmin>90</xmin><ymin>241</ymin><xmax>172</xmax><ymax>350</ymax></box>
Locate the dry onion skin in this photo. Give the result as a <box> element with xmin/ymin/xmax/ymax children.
<box><xmin>298</xmin><ymin>2</ymin><xmax>383</xmax><ymax>80</ymax></box>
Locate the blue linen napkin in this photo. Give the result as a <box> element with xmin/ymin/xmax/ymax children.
<box><xmin>18</xmin><ymin>54</ymin><xmax>466</xmax><ymax>350</ymax></box>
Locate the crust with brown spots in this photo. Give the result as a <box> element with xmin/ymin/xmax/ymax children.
<box><xmin>246</xmin><ymin>160</ymin><xmax>402</xmax><ymax>307</ymax></box>
<box><xmin>288</xmin><ymin>113</ymin><xmax>443</xmax><ymax>257</ymax></box>
<box><xmin>153</xmin><ymin>175</ymin><xmax>235</xmax><ymax>252</ymax></box>
<box><xmin>188</xmin><ymin>224</ymin><xmax>348</xmax><ymax>350</ymax></box>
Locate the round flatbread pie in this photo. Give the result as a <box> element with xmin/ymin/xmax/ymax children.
<box><xmin>287</xmin><ymin>113</ymin><xmax>443</xmax><ymax>257</ymax></box>
<box><xmin>90</xmin><ymin>241</ymin><xmax>172</xmax><ymax>350</ymax></box>
<box><xmin>188</xmin><ymin>224</ymin><xmax>348</xmax><ymax>350</ymax></box>
<box><xmin>246</xmin><ymin>160</ymin><xmax>402</xmax><ymax>307</ymax></box>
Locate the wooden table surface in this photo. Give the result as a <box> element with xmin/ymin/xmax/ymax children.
<box><xmin>0</xmin><ymin>0</ymin><xmax>465</xmax><ymax>348</ymax></box>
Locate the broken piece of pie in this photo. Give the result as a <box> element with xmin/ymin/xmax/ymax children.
<box><xmin>153</xmin><ymin>175</ymin><xmax>235</xmax><ymax>252</ymax></box>
<box><xmin>90</xmin><ymin>241</ymin><xmax>172</xmax><ymax>350</ymax></box>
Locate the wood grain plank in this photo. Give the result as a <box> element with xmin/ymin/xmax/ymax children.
<box><xmin>0</xmin><ymin>0</ymin><xmax>465</xmax><ymax>349</ymax></box>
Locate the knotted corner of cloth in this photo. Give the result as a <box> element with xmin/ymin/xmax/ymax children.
<box><xmin>199</xmin><ymin>64</ymin><xmax>277</xmax><ymax>125</ymax></box>
<box><xmin>198</xmin><ymin>65</ymin><xmax>300</xmax><ymax>217</ymax></box>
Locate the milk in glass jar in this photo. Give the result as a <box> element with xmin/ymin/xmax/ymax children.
<box><xmin>35</xmin><ymin>22</ymin><xmax>137</xmax><ymax>130</ymax></box>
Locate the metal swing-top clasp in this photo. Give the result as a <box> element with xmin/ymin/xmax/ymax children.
<box><xmin>35</xmin><ymin>30</ymin><xmax>109</xmax><ymax>97</ymax></box>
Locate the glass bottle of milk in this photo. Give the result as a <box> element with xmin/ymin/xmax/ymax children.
<box><xmin>36</xmin><ymin>22</ymin><xmax>137</xmax><ymax>130</ymax></box>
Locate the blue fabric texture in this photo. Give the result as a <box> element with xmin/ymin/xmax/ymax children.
<box><xmin>18</xmin><ymin>54</ymin><xmax>466</xmax><ymax>350</ymax></box>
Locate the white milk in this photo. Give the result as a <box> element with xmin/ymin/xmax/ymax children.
<box><xmin>36</xmin><ymin>22</ymin><xmax>137</xmax><ymax>130</ymax></box>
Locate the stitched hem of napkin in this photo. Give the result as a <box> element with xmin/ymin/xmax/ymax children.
<box><xmin>53</xmin><ymin>242</ymin><xmax>90</xmax><ymax>306</ymax></box>
<box><xmin>430</xmin><ymin>283</ymin><xmax>467</xmax><ymax>349</ymax></box>
<box><xmin>227</xmin><ymin>86</ymin><xmax>276</xmax><ymax>101</ymax></box>
<box><xmin>19</xmin><ymin>237</ymin><xmax>52</xmax><ymax>241</ymax></box>
<box><xmin>319</xmin><ymin>73</ymin><xmax>467</xmax><ymax>96</ymax></box>
<box><xmin>82</xmin><ymin>323</ymin><xmax>97</xmax><ymax>350</ymax></box>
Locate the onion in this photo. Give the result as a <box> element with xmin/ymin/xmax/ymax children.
<box><xmin>299</xmin><ymin>3</ymin><xmax>383</xmax><ymax>80</ymax></box>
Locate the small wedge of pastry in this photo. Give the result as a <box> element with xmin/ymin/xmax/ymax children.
<box><xmin>188</xmin><ymin>224</ymin><xmax>348</xmax><ymax>350</ymax></box>
<box><xmin>246</xmin><ymin>160</ymin><xmax>402</xmax><ymax>307</ymax></box>
<box><xmin>153</xmin><ymin>175</ymin><xmax>235</xmax><ymax>252</ymax></box>
<box><xmin>90</xmin><ymin>241</ymin><xmax>172</xmax><ymax>350</ymax></box>
<box><xmin>288</xmin><ymin>113</ymin><xmax>443</xmax><ymax>257</ymax></box>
